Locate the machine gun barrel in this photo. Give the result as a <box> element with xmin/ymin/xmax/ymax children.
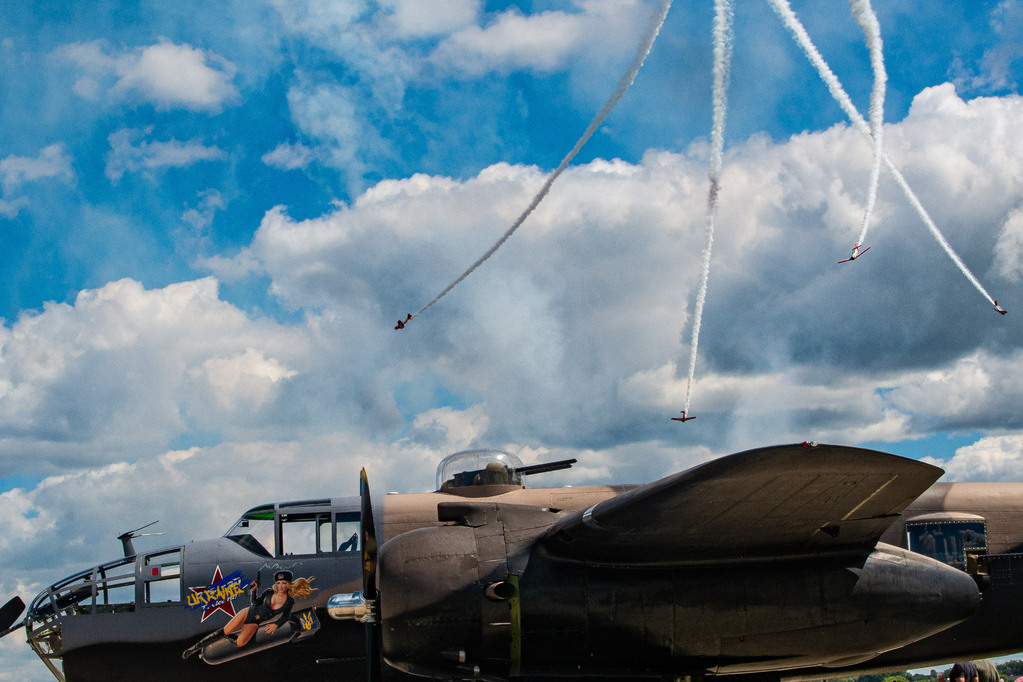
<box><xmin>516</xmin><ymin>459</ymin><xmax>577</xmax><ymax>476</ymax></box>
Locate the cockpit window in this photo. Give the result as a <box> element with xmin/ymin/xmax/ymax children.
<box><xmin>225</xmin><ymin>506</ymin><xmax>276</xmax><ymax>557</ymax></box>
<box><xmin>225</xmin><ymin>502</ymin><xmax>361</xmax><ymax>557</ymax></box>
<box><xmin>907</xmin><ymin>519</ymin><xmax>987</xmax><ymax>570</ymax></box>
<box><xmin>280</xmin><ymin>512</ymin><xmax>323</xmax><ymax>555</ymax></box>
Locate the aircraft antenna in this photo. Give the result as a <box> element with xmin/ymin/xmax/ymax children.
<box><xmin>117</xmin><ymin>520</ymin><xmax>164</xmax><ymax>558</ymax></box>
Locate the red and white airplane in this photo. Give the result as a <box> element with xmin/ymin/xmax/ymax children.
<box><xmin>838</xmin><ymin>243</ymin><xmax>870</xmax><ymax>263</ymax></box>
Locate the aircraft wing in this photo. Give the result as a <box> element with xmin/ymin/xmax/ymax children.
<box><xmin>540</xmin><ymin>443</ymin><xmax>942</xmax><ymax>565</ymax></box>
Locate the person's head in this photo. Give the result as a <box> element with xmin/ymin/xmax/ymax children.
<box><xmin>273</xmin><ymin>570</ymin><xmax>293</xmax><ymax>592</ymax></box>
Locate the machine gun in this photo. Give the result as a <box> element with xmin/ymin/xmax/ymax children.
<box><xmin>445</xmin><ymin>458</ymin><xmax>577</xmax><ymax>488</ymax></box>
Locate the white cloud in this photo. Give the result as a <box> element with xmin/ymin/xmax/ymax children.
<box><xmin>267</xmin><ymin>0</ymin><xmax>651</xmax><ymax>185</ymax></box>
<box><xmin>0</xmin><ymin>197</ymin><xmax>27</xmax><ymax>218</ymax></box>
<box><xmin>884</xmin><ymin>350</ymin><xmax>1023</xmax><ymax>429</ymax></box>
<box><xmin>993</xmin><ymin>204</ymin><xmax>1023</xmax><ymax>283</ymax></box>
<box><xmin>404</xmin><ymin>404</ymin><xmax>490</xmax><ymax>450</ymax></box>
<box><xmin>0</xmin><ymin>278</ymin><xmax>308</xmax><ymax>471</ymax></box>
<box><xmin>261</xmin><ymin>141</ymin><xmax>318</xmax><ymax>171</ymax></box>
<box><xmin>58</xmin><ymin>38</ymin><xmax>239</xmax><ymax>112</ymax></box>
<box><xmin>271</xmin><ymin>0</ymin><xmax>369</xmax><ymax>45</ymax></box>
<box><xmin>379</xmin><ymin>0</ymin><xmax>479</xmax><ymax>39</ymax></box>
<box><xmin>180</xmin><ymin>189</ymin><xmax>226</xmax><ymax>233</ymax></box>
<box><xmin>20</xmin><ymin>82</ymin><xmax>1021</xmax><ymax>525</ymax></box>
<box><xmin>924</xmin><ymin>435</ymin><xmax>1023</xmax><ymax>482</ymax></box>
<box><xmin>204</xmin><ymin>84</ymin><xmax>1023</xmax><ymax>455</ymax></box>
<box><xmin>199</xmin><ymin>347</ymin><xmax>297</xmax><ymax>410</ymax></box>
<box><xmin>114</xmin><ymin>40</ymin><xmax>239</xmax><ymax>111</ymax></box>
<box><xmin>0</xmin><ymin>143</ymin><xmax>74</xmax><ymax>194</ymax></box>
<box><xmin>285</xmin><ymin>80</ymin><xmax>375</xmax><ymax>185</ymax></box>
<box><xmin>272</xmin><ymin>0</ymin><xmax>411</xmax><ymax>112</ymax></box>
<box><xmin>105</xmin><ymin>127</ymin><xmax>226</xmax><ymax>182</ymax></box>
<box><xmin>432</xmin><ymin>0</ymin><xmax>647</xmax><ymax>75</ymax></box>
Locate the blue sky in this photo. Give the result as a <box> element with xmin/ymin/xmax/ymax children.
<box><xmin>1</xmin><ymin>1</ymin><xmax>1022</xmax><ymax>677</ymax></box>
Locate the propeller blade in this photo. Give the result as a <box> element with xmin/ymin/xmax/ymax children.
<box><xmin>359</xmin><ymin>468</ymin><xmax>382</xmax><ymax>682</ymax></box>
<box><xmin>360</xmin><ymin>468</ymin><xmax>378</xmax><ymax>600</ymax></box>
<box><xmin>0</xmin><ymin>596</ymin><xmax>25</xmax><ymax>635</ymax></box>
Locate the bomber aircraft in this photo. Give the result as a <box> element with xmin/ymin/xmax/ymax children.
<box><xmin>4</xmin><ymin>443</ymin><xmax>1023</xmax><ymax>681</ymax></box>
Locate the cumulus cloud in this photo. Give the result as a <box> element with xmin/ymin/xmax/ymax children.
<box><xmin>105</xmin><ymin>127</ymin><xmax>226</xmax><ymax>182</ymax></box>
<box><xmin>923</xmin><ymin>435</ymin><xmax>1023</xmax><ymax>481</ymax></box>
<box><xmin>2</xmin><ymin>85</ymin><xmax>1017</xmax><ymax>485</ymax></box>
<box><xmin>0</xmin><ymin>278</ymin><xmax>308</xmax><ymax>473</ymax></box>
<box><xmin>200</xmin><ymin>347</ymin><xmax>297</xmax><ymax>410</ymax></box>
<box><xmin>204</xmin><ymin>85</ymin><xmax>1023</xmax><ymax>455</ymax></box>
<box><xmin>57</xmin><ymin>38</ymin><xmax>239</xmax><ymax>112</ymax></box>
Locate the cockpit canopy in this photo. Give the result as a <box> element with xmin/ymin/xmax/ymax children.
<box><xmin>437</xmin><ymin>449</ymin><xmax>524</xmax><ymax>491</ymax></box>
<box><xmin>224</xmin><ymin>499</ymin><xmax>361</xmax><ymax>558</ymax></box>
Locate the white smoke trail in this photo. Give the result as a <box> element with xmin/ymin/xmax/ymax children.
<box><xmin>401</xmin><ymin>0</ymin><xmax>674</xmax><ymax>327</ymax></box>
<box><xmin>682</xmin><ymin>0</ymin><xmax>734</xmax><ymax>416</ymax></box>
<box><xmin>768</xmin><ymin>0</ymin><xmax>999</xmax><ymax>306</ymax></box>
<box><xmin>849</xmin><ymin>0</ymin><xmax>885</xmax><ymax>248</ymax></box>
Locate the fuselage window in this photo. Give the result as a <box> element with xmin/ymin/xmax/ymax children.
<box><xmin>336</xmin><ymin>512</ymin><xmax>361</xmax><ymax>552</ymax></box>
<box><xmin>143</xmin><ymin>549</ymin><xmax>182</xmax><ymax>605</ymax></box>
<box><xmin>907</xmin><ymin>520</ymin><xmax>987</xmax><ymax>570</ymax></box>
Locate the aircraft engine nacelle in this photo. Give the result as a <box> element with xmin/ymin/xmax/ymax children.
<box><xmin>515</xmin><ymin>542</ymin><xmax>981</xmax><ymax>677</ymax></box>
<box><xmin>378</xmin><ymin>503</ymin><xmax>981</xmax><ymax>681</ymax></box>
<box><xmin>378</xmin><ymin>501</ymin><xmax>559</xmax><ymax>680</ymax></box>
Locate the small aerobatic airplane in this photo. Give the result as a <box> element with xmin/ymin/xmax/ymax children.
<box><xmin>6</xmin><ymin>444</ymin><xmax>1023</xmax><ymax>682</ymax></box>
<box><xmin>839</xmin><ymin>243</ymin><xmax>871</xmax><ymax>263</ymax></box>
<box><xmin>395</xmin><ymin>314</ymin><xmax>412</xmax><ymax>330</ymax></box>
<box><xmin>671</xmin><ymin>410</ymin><xmax>696</xmax><ymax>422</ymax></box>
<box><xmin>994</xmin><ymin>301</ymin><xmax>1008</xmax><ymax>315</ymax></box>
